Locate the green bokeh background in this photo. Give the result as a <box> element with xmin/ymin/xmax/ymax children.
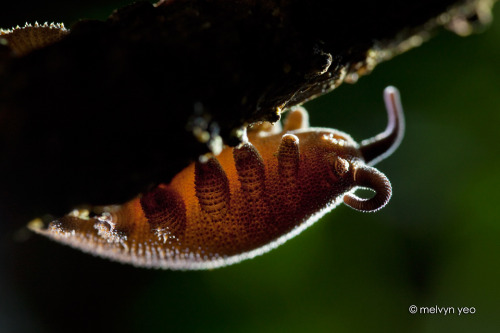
<box><xmin>1</xmin><ymin>2</ymin><xmax>499</xmax><ymax>332</ymax></box>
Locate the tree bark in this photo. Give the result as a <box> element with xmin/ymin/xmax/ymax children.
<box><xmin>0</xmin><ymin>0</ymin><xmax>495</xmax><ymax>222</ymax></box>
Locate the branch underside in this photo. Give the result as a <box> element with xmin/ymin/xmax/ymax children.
<box><xmin>0</xmin><ymin>0</ymin><xmax>496</xmax><ymax>220</ymax></box>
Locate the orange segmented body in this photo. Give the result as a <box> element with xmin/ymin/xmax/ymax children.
<box><xmin>30</xmin><ymin>86</ymin><xmax>405</xmax><ymax>269</ymax></box>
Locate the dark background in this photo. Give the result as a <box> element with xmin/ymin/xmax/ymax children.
<box><xmin>1</xmin><ymin>1</ymin><xmax>499</xmax><ymax>332</ymax></box>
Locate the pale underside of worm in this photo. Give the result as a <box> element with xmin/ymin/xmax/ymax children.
<box><xmin>29</xmin><ymin>87</ymin><xmax>405</xmax><ymax>270</ymax></box>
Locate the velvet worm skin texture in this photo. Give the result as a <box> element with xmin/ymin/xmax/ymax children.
<box><xmin>31</xmin><ymin>89</ymin><xmax>404</xmax><ymax>270</ymax></box>
<box><xmin>33</xmin><ymin>126</ymin><xmax>360</xmax><ymax>268</ymax></box>
<box><xmin>0</xmin><ymin>23</ymin><xmax>69</xmax><ymax>56</ymax></box>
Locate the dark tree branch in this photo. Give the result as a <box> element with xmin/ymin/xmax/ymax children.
<box><xmin>0</xmin><ymin>0</ymin><xmax>496</xmax><ymax>222</ymax></box>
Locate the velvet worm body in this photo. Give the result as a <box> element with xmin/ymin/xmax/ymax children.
<box><xmin>30</xmin><ymin>86</ymin><xmax>405</xmax><ymax>269</ymax></box>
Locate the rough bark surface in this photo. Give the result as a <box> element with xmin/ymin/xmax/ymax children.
<box><xmin>0</xmin><ymin>0</ymin><xmax>495</xmax><ymax>221</ymax></box>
